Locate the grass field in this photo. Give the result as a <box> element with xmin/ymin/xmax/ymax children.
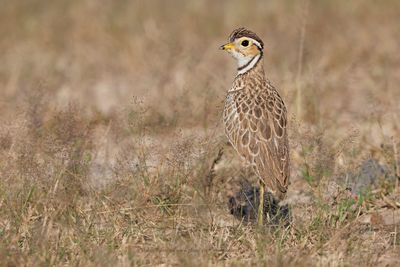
<box><xmin>1</xmin><ymin>0</ymin><xmax>400</xmax><ymax>266</ymax></box>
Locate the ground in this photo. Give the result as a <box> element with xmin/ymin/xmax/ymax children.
<box><xmin>0</xmin><ymin>1</ymin><xmax>399</xmax><ymax>266</ymax></box>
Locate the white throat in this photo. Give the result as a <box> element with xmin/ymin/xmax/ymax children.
<box><xmin>237</xmin><ymin>54</ymin><xmax>261</xmax><ymax>75</ymax></box>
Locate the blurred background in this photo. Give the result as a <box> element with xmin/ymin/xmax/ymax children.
<box><xmin>1</xmin><ymin>1</ymin><xmax>400</xmax><ymax>266</ymax></box>
<box><xmin>2</xmin><ymin>0</ymin><xmax>399</xmax><ymax>129</ymax></box>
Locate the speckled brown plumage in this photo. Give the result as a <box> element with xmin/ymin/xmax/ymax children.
<box><xmin>222</xmin><ymin>28</ymin><xmax>289</xmax><ymax>201</ymax></box>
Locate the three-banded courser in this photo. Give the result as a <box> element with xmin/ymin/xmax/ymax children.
<box><xmin>220</xmin><ymin>28</ymin><xmax>289</xmax><ymax>226</ymax></box>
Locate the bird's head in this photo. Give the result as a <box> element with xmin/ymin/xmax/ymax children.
<box><xmin>220</xmin><ymin>27</ymin><xmax>264</xmax><ymax>74</ymax></box>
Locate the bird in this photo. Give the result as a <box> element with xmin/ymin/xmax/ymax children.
<box><xmin>220</xmin><ymin>27</ymin><xmax>290</xmax><ymax>226</ymax></box>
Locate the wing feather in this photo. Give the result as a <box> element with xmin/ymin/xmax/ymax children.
<box><xmin>224</xmin><ymin>86</ymin><xmax>289</xmax><ymax>200</ymax></box>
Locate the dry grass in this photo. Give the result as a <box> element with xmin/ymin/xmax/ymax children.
<box><xmin>1</xmin><ymin>0</ymin><xmax>400</xmax><ymax>266</ymax></box>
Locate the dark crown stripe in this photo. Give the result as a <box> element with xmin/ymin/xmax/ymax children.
<box><xmin>229</xmin><ymin>27</ymin><xmax>264</xmax><ymax>49</ymax></box>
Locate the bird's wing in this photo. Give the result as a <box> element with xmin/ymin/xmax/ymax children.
<box><xmin>224</xmin><ymin>87</ymin><xmax>289</xmax><ymax>200</ymax></box>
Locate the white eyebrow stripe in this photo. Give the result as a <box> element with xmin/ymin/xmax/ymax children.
<box><xmin>239</xmin><ymin>37</ymin><xmax>262</xmax><ymax>50</ymax></box>
<box><xmin>251</xmin><ymin>39</ymin><xmax>263</xmax><ymax>50</ymax></box>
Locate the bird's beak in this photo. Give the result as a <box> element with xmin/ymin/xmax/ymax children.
<box><xmin>220</xmin><ymin>42</ymin><xmax>235</xmax><ymax>50</ymax></box>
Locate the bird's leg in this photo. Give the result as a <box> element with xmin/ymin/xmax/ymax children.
<box><xmin>257</xmin><ymin>181</ymin><xmax>264</xmax><ymax>227</ymax></box>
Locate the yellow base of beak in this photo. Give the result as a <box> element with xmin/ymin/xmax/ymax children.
<box><xmin>220</xmin><ymin>42</ymin><xmax>235</xmax><ymax>50</ymax></box>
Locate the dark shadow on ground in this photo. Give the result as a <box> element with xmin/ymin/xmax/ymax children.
<box><xmin>228</xmin><ymin>180</ymin><xmax>291</xmax><ymax>226</ymax></box>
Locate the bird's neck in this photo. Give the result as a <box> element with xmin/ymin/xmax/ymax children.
<box><xmin>236</xmin><ymin>53</ymin><xmax>265</xmax><ymax>78</ymax></box>
<box><xmin>230</xmin><ymin>57</ymin><xmax>266</xmax><ymax>93</ymax></box>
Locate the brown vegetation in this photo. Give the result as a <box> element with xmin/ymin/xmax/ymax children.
<box><xmin>0</xmin><ymin>1</ymin><xmax>399</xmax><ymax>266</ymax></box>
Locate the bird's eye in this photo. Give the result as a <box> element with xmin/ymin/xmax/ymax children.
<box><xmin>241</xmin><ymin>40</ymin><xmax>249</xmax><ymax>47</ymax></box>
